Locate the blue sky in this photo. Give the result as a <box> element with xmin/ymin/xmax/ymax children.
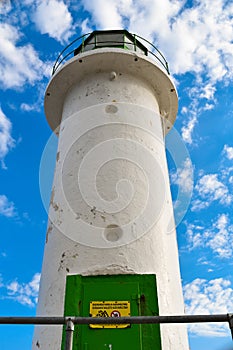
<box><xmin>1</xmin><ymin>0</ymin><xmax>233</xmax><ymax>349</ymax></box>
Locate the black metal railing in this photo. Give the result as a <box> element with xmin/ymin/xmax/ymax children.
<box><xmin>1</xmin><ymin>314</ymin><xmax>233</xmax><ymax>350</ymax></box>
<box><xmin>52</xmin><ymin>32</ymin><xmax>169</xmax><ymax>75</ymax></box>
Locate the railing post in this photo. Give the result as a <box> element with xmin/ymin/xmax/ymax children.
<box><xmin>65</xmin><ymin>318</ymin><xmax>74</xmax><ymax>350</ymax></box>
<box><xmin>133</xmin><ymin>34</ymin><xmax>137</xmax><ymax>52</ymax></box>
<box><xmin>227</xmin><ymin>313</ymin><xmax>233</xmax><ymax>339</ymax></box>
<box><xmin>81</xmin><ymin>37</ymin><xmax>85</xmax><ymax>53</ymax></box>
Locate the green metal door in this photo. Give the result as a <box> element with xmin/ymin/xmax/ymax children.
<box><xmin>62</xmin><ymin>274</ymin><xmax>161</xmax><ymax>350</ymax></box>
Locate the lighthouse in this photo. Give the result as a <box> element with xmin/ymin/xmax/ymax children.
<box><xmin>33</xmin><ymin>30</ymin><xmax>189</xmax><ymax>349</ymax></box>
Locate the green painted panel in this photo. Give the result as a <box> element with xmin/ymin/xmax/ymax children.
<box><xmin>62</xmin><ymin>274</ymin><xmax>161</xmax><ymax>350</ymax></box>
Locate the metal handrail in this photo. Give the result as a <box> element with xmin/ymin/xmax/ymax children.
<box><xmin>52</xmin><ymin>33</ymin><xmax>91</xmax><ymax>74</ymax></box>
<box><xmin>52</xmin><ymin>32</ymin><xmax>170</xmax><ymax>75</ymax></box>
<box><xmin>0</xmin><ymin>314</ymin><xmax>232</xmax><ymax>325</ymax></box>
<box><xmin>0</xmin><ymin>314</ymin><xmax>232</xmax><ymax>350</ymax></box>
<box><xmin>135</xmin><ymin>34</ymin><xmax>169</xmax><ymax>73</ymax></box>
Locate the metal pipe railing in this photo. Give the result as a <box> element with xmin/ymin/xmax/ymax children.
<box><xmin>52</xmin><ymin>32</ymin><xmax>170</xmax><ymax>75</ymax></box>
<box><xmin>1</xmin><ymin>314</ymin><xmax>232</xmax><ymax>350</ymax></box>
<box><xmin>0</xmin><ymin>314</ymin><xmax>232</xmax><ymax>325</ymax></box>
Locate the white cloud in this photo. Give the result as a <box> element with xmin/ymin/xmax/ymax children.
<box><xmin>197</xmin><ymin>257</ymin><xmax>210</xmax><ymax>266</ymax></box>
<box><xmin>80</xmin><ymin>0</ymin><xmax>233</xmax><ymax>144</ymax></box>
<box><xmin>169</xmin><ymin>157</ymin><xmax>194</xmax><ymax>226</ymax></box>
<box><xmin>199</xmin><ymin>83</ymin><xmax>216</xmax><ymax>100</ymax></box>
<box><xmin>0</xmin><ymin>195</ymin><xmax>17</xmax><ymax>218</ymax></box>
<box><xmin>223</xmin><ymin>144</ymin><xmax>233</xmax><ymax>160</ymax></box>
<box><xmin>5</xmin><ymin>273</ymin><xmax>41</xmax><ymax>307</ymax></box>
<box><xmin>81</xmin><ymin>0</ymin><xmax>128</xmax><ymax>29</ymax></box>
<box><xmin>0</xmin><ymin>23</ymin><xmax>50</xmax><ymax>89</ymax></box>
<box><xmin>185</xmin><ymin>214</ymin><xmax>233</xmax><ymax>259</ymax></box>
<box><xmin>33</xmin><ymin>0</ymin><xmax>73</xmax><ymax>42</ymax></box>
<box><xmin>171</xmin><ymin>157</ymin><xmax>194</xmax><ymax>193</ymax></box>
<box><xmin>20</xmin><ymin>103</ymin><xmax>40</xmax><ymax>112</ymax></box>
<box><xmin>157</xmin><ymin>1</ymin><xmax>232</xmax><ymax>82</ymax></box>
<box><xmin>0</xmin><ymin>0</ymin><xmax>11</xmax><ymax>14</ymax></box>
<box><xmin>181</xmin><ymin>115</ymin><xmax>197</xmax><ymax>145</ymax></box>
<box><xmin>0</xmin><ymin>108</ymin><xmax>15</xmax><ymax>168</ymax></box>
<box><xmin>80</xmin><ymin>18</ymin><xmax>92</xmax><ymax>34</ymax></box>
<box><xmin>28</xmin><ymin>273</ymin><xmax>40</xmax><ymax>294</ymax></box>
<box><xmin>202</xmin><ymin>103</ymin><xmax>215</xmax><ymax>111</ymax></box>
<box><xmin>180</xmin><ymin>106</ymin><xmax>198</xmax><ymax>145</ymax></box>
<box><xmin>181</xmin><ymin>106</ymin><xmax>188</xmax><ymax>114</ymax></box>
<box><xmin>206</xmin><ymin>214</ymin><xmax>233</xmax><ymax>259</ymax></box>
<box><xmin>220</xmin><ymin>165</ymin><xmax>233</xmax><ymax>183</ymax></box>
<box><xmin>180</xmin><ymin>82</ymin><xmax>217</xmax><ymax>144</ymax></box>
<box><xmin>192</xmin><ymin>173</ymin><xmax>232</xmax><ymax>210</ymax></box>
<box><xmin>191</xmin><ymin>199</ymin><xmax>209</xmax><ymax>211</ymax></box>
<box><xmin>20</xmin><ymin>81</ymin><xmax>48</xmax><ymax>113</ymax></box>
<box><xmin>186</xmin><ymin>222</ymin><xmax>204</xmax><ymax>250</ymax></box>
<box><xmin>184</xmin><ymin>278</ymin><xmax>233</xmax><ymax>337</ymax></box>
<box><xmin>81</xmin><ymin>0</ymin><xmax>233</xmax><ymax>83</ymax></box>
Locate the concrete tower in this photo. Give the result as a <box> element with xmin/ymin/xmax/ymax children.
<box><xmin>33</xmin><ymin>30</ymin><xmax>189</xmax><ymax>350</ymax></box>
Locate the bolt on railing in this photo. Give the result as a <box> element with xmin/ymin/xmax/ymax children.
<box><xmin>0</xmin><ymin>314</ymin><xmax>233</xmax><ymax>350</ymax></box>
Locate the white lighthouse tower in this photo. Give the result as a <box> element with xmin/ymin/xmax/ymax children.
<box><xmin>33</xmin><ymin>30</ymin><xmax>189</xmax><ymax>350</ymax></box>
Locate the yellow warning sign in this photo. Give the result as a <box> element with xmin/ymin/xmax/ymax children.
<box><xmin>89</xmin><ymin>301</ymin><xmax>130</xmax><ymax>328</ymax></box>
